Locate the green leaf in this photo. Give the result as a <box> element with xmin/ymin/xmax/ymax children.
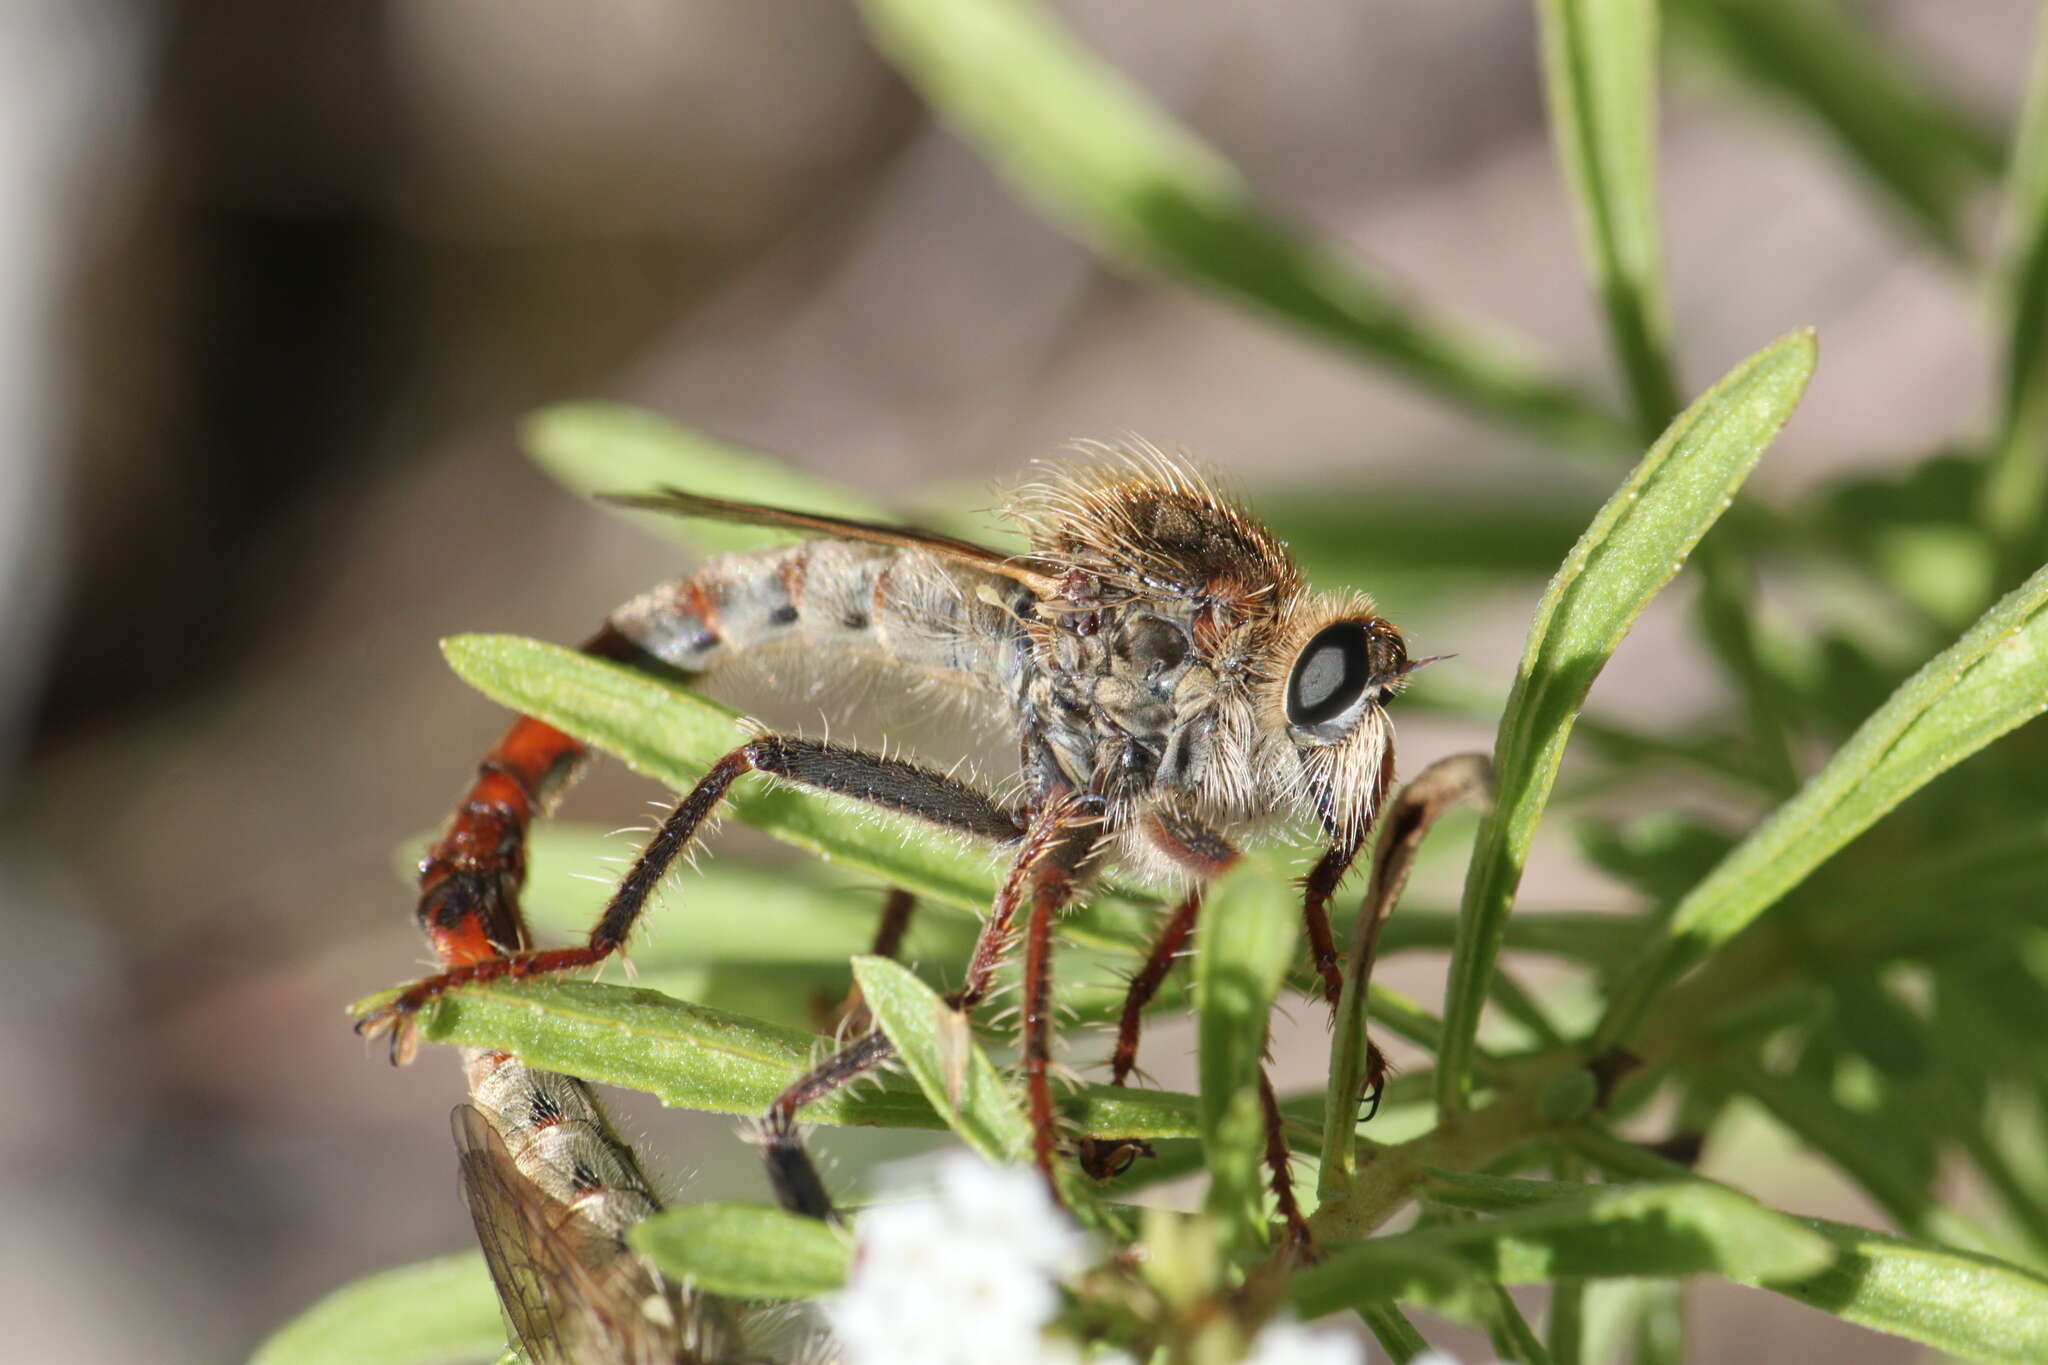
<box><xmin>1192</xmin><ymin>864</ymin><xmax>1297</xmax><ymax>1246</ymax></box>
<box><xmin>1538</xmin><ymin>0</ymin><xmax>1681</xmax><ymax>432</ymax></box>
<box><xmin>1982</xmin><ymin>9</ymin><xmax>2048</xmax><ymax>566</ymax></box>
<box><xmin>1667</xmin><ymin>0</ymin><xmax>2000</xmax><ymax>256</ymax></box>
<box><xmin>524</xmin><ymin>404</ymin><xmax>891</xmax><ymax>553</ymax></box>
<box><xmin>1729</xmin><ymin>1064</ymin><xmax>1993</xmax><ymax>1253</ymax></box>
<box><xmin>510</xmin><ymin>826</ymin><xmax>980</xmax><ymax>970</ymax></box>
<box><xmin>852</xmin><ymin>955</ymin><xmax>1031</xmax><ymax>1166</ymax></box>
<box><xmin>1292</xmin><ymin>1177</ymin><xmax>1834</xmax><ymax>1318</ymax></box>
<box><xmin>1359</xmin><ymin>1304</ymin><xmax>1434</xmax><ymax>1365</ymax></box>
<box><xmin>390</xmin><ymin>979</ymin><xmax>932</xmax><ymax>1126</ymax></box>
<box><xmin>1439</xmin><ymin>330</ymin><xmax>1817</xmax><ymax>1113</ymax></box>
<box><xmin>1597</xmin><ymin>557</ymin><xmax>2048</xmax><ymax>1050</ymax></box>
<box><xmin>631</xmin><ymin>1204</ymin><xmax>850</xmax><ymax>1300</ymax></box>
<box><xmin>854</xmin><ymin>0</ymin><xmax>1625</xmax><ymax>448</ymax></box>
<box><xmin>1757</xmin><ymin>1218</ymin><xmax>2048</xmax><ymax>1364</ymax></box>
<box><xmin>384</xmin><ymin>976</ymin><xmax>1209</xmax><ymax>1143</ymax></box>
<box><xmin>251</xmin><ymin>1254</ymin><xmax>506</xmax><ymax>1365</ymax></box>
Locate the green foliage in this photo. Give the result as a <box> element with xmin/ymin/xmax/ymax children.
<box><xmin>632</xmin><ymin>1205</ymin><xmax>851</xmax><ymax>1301</ymax></box>
<box><xmin>262</xmin><ymin>2</ymin><xmax>2048</xmax><ymax>1362</ymax></box>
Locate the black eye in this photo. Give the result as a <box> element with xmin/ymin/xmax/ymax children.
<box><xmin>1285</xmin><ymin>621</ymin><xmax>1402</xmax><ymax>732</ymax></box>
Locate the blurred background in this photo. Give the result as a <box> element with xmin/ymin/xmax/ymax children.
<box><xmin>0</xmin><ymin>2</ymin><xmax>2036</xmax><ymax>1361</ymax></box>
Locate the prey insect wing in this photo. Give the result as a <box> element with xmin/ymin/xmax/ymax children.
<box><xmin>454</xmin><ymin>1088</ymin><xmax>736</xmax><ymax>1365</ymax></box>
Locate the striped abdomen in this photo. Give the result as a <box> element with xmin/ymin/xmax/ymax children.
<box><xmin>608</xmin><ymin>539</ymin><xmax>1020</xmax><ymax>691</ymax></box>
<box><xmin>459</xmin><ymin>1049</ymin><xmax>738</xmax><ymax>1364</ymax></box>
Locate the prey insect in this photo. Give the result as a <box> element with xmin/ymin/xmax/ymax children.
<box><xmin>363</xmin><ymin>441</ymin><xmax>1433</xmax><ymax>1227</ymax></box>
<box><xmin>456</xmin><ymin>1054</ymin><xmax>740</xmax><ymax>1364</ymax></box>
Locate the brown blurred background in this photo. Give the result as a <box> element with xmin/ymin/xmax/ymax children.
<box><xmin>0</xmin><ymin>3</ymin><xmax>2036</xmax><ymax>1361</ymax></box>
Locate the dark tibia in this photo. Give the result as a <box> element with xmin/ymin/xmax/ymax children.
<box><xmin>868</xmin><ymin>887</ymin><xmax>918</xmax><ymax>960</ymax></box>
<box><xmin>761</xmin><ymin>1030</ymin><xmax>896</xmax><ymax>1223</ymax></box>
<box><xmin>816</xmin><ymin>887</ymin><xmax>921</xmax><ymax>1033</ymax></box>
<box><xmin>1259</xmin><ymin>1067</ymin><xmax>1313</xmax><ymax>1254</ymax></box>
<box><xmin>365</xmin><ymin>735</ymin><xmax>1023</xmax><ymax>1056</ymax></box>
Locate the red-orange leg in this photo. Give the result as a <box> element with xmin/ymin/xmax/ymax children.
<box><xmin>1018</xmin><ymin>806</ymin><xmax>1104</xmax><ymax>1193</ymax></box>
<box><xmin>1108</xmin><ymin>887</ymin><xmax>1203</xmax><ymax>1087</ymax></box>
<box><xmin>1299</xmin><ymin>835</ymin><xmax>1363</xmax><ymax>1007</ymax></box>
<box><xmin>1258</xmin><ymin>1066</ymin><xmax>1313</xmax><ymax>1254</ymax></box>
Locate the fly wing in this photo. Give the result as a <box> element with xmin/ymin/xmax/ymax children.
<box><xmin>454</xmin><ymin>1105</ymin><xmax>708</xmax><ymax>1365</ymax></box>
<box><xmin>455</xmin><ymin>1104</ymin><xmax>574</xmax><ymax>1364</ymax></box>
<box><xmin>602</xmin><ymin>487</ymin><xmax>1059</xmax><ymax>593</ymax></box>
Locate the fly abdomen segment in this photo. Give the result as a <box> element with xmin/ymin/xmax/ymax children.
<box><xmin>467</xmin><ymin>1054</ymin><xmax>663</xmax><ymax>1235</ymax></box>
<box><xmin>609</xmin><ymin>540</ymin><xmax>1019</xmax><ymax>689</ymax></box>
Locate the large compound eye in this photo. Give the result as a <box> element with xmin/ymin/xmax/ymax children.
<box><xmin>1285</xmin><ymin>620</ymin><xmax>1404</xmax><ymax>734</ymax></box>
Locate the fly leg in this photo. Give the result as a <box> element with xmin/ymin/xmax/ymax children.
<box><xmin>361</xmin><ymin>736</ymin><xmax>1024</xmax><ymax>1061</ymax></box>
<box><xmin>813</xmin><ymin>888</ymin><xmax>920</xmax><ymax>1035</ymax></box>
<box><xmin>1079</xmin><ymin>807</ymin><xmax>1235</xmax><ymax>1180</ymax></box>
<box><xmin>1019</xmin><ymin>806</ymin><xmax>1110</xmax><ymax>1191</ymax></box>
<box><xmin>1334</xmin><ymin>755</ymin><xmax>1495</xmax><ymax>1124</ymax></box>
<box><xmin>1299</xmin><ymin>833</ymin><xmax>1397</xmax><ymax>1118</ymax></box>
<box><xmin>1257</xmin><ymin>1066</ymin><xmax>1312</xmax><ymax>1254</ymax></box>
<box><xmin>760</xmin><ymin>795</ymin><xmax>1103</xmax><ymax>1219</ymax></box>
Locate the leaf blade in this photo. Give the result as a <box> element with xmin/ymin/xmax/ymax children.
<box><xmin>854</xmin><ymin>0</ymin><xmax>1624</xmax><ymax>446</ymax></box>
<box><xmin>251</xmin><ymin>1254</ymin><xmax>507</xmax><ymax>1365</ymax></box>
<box><xmin>1439</xmin><ymin>330</ymin><xmax>1817</xmax><ymax>1113</ymax></box>
<box><xmin>630</xmin><ymin>1204</ymin><xmax>850</xmax><ymax>1301</ymax></box>
<box><xmin>1193</xmin><ymin>864</ymin><xmax>1298</xmax><ymax>1246</ymax></box>
<box><xmin>1597</xmin><ymin>558</ymin><xmax>2048</xmax><ymax>1050</ymax></box>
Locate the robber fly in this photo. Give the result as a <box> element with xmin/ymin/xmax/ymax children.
<box><xmin>364</xmin><ymin>440</ymin><xmax>1429</xmax><ymax>1224</ymax></box>
<box><xmin>455</xmin><ymin>1049</ymin><xmax>741</xmax><ymax>1364</ymax></box>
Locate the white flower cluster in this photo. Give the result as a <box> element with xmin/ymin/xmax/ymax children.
<box><xmin>825</xmin><ymin>1151</ymin><xmax>1093</xmax><ymax>1365</ymax></box>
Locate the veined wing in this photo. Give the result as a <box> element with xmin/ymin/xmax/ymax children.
<box><xmin>453</xmin><ymin>1103</ymin><xmax>725</xmax><ymax>1365</ymax></box>
<box><xmin>601</xmin><ymin>486</ymin><xmax>1060</xmax><ymax>594</ymax></box>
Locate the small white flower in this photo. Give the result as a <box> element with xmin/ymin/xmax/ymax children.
<box><xmin>1409</xmin><ymin>1354</ymin><xmax>1465</xmax><ymax>1365</ymax></box>
<box><xmin>1242</xmin><ymin>1317</ymin><xmax>1370</xmax><ymax>1365</ymax></box>
<box><xmin>825</xmin><ymin>1151</ymin><xmax>1091</xmax><ymax>1365</ymax></box>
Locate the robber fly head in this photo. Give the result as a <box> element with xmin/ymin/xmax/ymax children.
<box><xmin>1269</xmin><ymin>595</ymin><xmax>1415</xmax><ymax>845</ymax></box>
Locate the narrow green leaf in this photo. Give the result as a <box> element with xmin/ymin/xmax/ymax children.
<box><xmin>1193</xmin><ymin>864</ymin><xmax>1297</xmax><ymax>1245</ymax></box>
<box><xmin>1440</xmin><ymin>330</ymin><xmax>1817</xmax><ymax>1113</ymax></box>
<box><xmin>1597</xmin><ymin>558</ymin><xmax>2048</xmax><ymax>1050</ymax></box>
<box><xmin>381</xmin><ymin>977</ymin><xmax>1208</xmax><ymax>1141</ymax></box>
<box><xmin>1538</xmin><ymin>0</ymin><xmax>1681</xmax><ymax>430</ymax></box>
<box><xmin>1730</xmin><ymin>1064</ymin><xmax>1993</xmax><ymax>1253</ymax></box>
<box><xmin>1667</xmin><ymin>0</ymin><xmax>2001</xmax><ymax>255</ymax></box>
<box><xmin>853</xmin><ymin>955</ymin><xmax>1031</xmax><ymax>1165</ymax></box>
<box><xmin>1359</xmin><ymin>1304</ymin><xmax>1434</xmax><ymax>1365</ymax></box>
<box><xmin>1982</xmin><ymin>6</ymin><xmax>2048</xmax><ymax>566</ymax></box>
<box><xmin>630</xmin><ymin>1204</ymin><xmax>850</xmax><ymax>1300</ymax></box>
<box><xmin>1483</xmin><ymin>1283</ymin><xmax>1557</xmax><ymax>1365</ymax></box>
<box><xmin>854</xmin><ymin>0</ymin><xmax>1625</xmax><ymax>447</ymax></box>
<box><xmin>1293</xmin><ymin>1177</ymin><xmax>1834</xmax><ymax>1318</ymax></box>
<box><xmin>251</xmin><ymin>1254</ymin><xmax>506</xmax><ymax>1365</ymax></box>
<box><xmin>510</xmin><ymin>826</ymin><xmax>981</xmax><ymax>970</ymax></box>
<box><xmin>524</xmin><ymin>404</ymin><xmax>891</xmax><ymax>553</ymax></box>
<box><xmin>1755</xmin><ymin>1218</ymin><xmax>2048</xmax><ymax>1364</ymax></box>
<box><xmin>391</xmin><ymin>979</ymin><xmax>930</xmax><ymax>1126</ymax></box>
